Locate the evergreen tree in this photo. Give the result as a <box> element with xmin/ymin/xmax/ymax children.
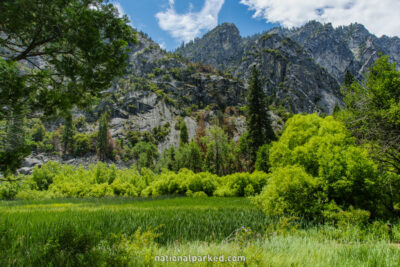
<box><xmin>0</xmin><ymin>105</ymin><xmax>30</xmax><ymax>175</ymax></box>
<box><xmin>97</xmin><ymin>112</ymin><xmax>109</xmax><ymax>161</ymax></box>
<box><xmin>62</xmin><ymin>114</ymin><xmax>75</xmax><ymax>155</ymax></box>
<box><xmin>246</xmin><ymin>66</ymin><xmax>275</xmax><ymax>165</ymax></box>
<box><xmin>180</xmin><ymin>120</ymin><xmax>189</xmax><ymax>145</ymax></box>
<box><xmin>344</xmin><ymin>69</ymin><xmax>355</xmax><ymax>87</ymax></box>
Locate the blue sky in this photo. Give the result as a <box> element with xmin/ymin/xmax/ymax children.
<box><xmin>112</xmin><ymin>0</ymin><xmax>400</xmax><ymax>51</ymax></box>
<box><xmin>113</xmin><ymin>0</ymin><xmax>277</xmax><ymax>51</ymax></box>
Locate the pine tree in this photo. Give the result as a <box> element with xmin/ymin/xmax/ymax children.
<box><xmin>246</xmin><ymin>66</ymin><xmax>275</xmax><ymax>165</ymax></box>
<box><xmin>180</xmin><ymin>120</ymin><xmax>189</xmax><ymax>145</ymax></box>
<box><xmin>344</xmin><ymin>69</ymin><xmax>355</xmax><ymax>87</ymax></box>
<box><xmin>62</xmin><ymin>113</ymin><xmax>75</xmax><ymax>155</ymax></box>
<box><xmin>97</xmin><ymin>112</ymin><xmax>109</xmax><ymax>161</ymax></box>
<box><xmin>0</xmin><ymin>105</ymin><xmax>30</xmax><ymax>175</ymax></box>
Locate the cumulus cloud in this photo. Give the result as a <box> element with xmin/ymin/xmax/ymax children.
<box><xmin>156</xmin><ymin>0</ymin><xmax>225</xmax><ymax>43</ymax></box>
<box><xmin>240</xmin><ymin>0</ymin><xmax>400</xmax><ymax>37</ymax></box>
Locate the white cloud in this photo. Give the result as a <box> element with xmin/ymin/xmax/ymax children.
<box><xmin>156</xmin><ymin>0</ymin><xmax>225</xmax><ymax>43</ymax></box>
<box><xmin>159</xmin><ymin>41</ymin><xmax>167</xmax><ymax>50</ymax></box>
<box><xmin>112</xmin><ymin>2</ymin><xmax>133</xmax><ymax>27</ymax></box>
<box><xmin>240</xmin><ymin>0</ymin><xmax>400</xmax><ymax>37</ymax></box>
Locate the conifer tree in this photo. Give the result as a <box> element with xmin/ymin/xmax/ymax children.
<box><xmin>97</xmin><ymin>112</ymin><xmax>109</xmax><ymax>161</ymax></box>
<box><xmin>344</xmin><ymin>69</ymin><xmax>355</xmax><ymax>87</ymax></box>
<box><xmin>62</xmin><ymin>114</ymin><xmax>75</xmax><ymax>155</ymax></box>
<box><xmin>246</xmin><ymin>66</ymin><xmax>275</xmax><ymax>165</ymax></box>
<box><xmin>180</xmin><ymin>121</ymin><xmax>189</xmax><ymax>145</ymax></box>
<box><xmin>0</xmin><ymin>105</ymin><xmax>30</xmax><ymax>175</ymax></box>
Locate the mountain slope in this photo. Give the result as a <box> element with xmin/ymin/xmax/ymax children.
<box><xmin>269</xmin><ymin>21</ymin><xmax>400</xmax><ymax>82</ymax></box>
<box><xmin>177</xmin><ymin>23</ymin><xmax>342</xmax><ymax>114</ymax></box>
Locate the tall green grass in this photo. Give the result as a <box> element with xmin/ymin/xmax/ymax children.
<box><xmin>0</xmin><ymin>197</ymin><xmax>267</xmax><ymax>245</ymax></box>
<box><xmin>0</xmin><ymin>197</ymin><xmax>399</xmax><ymax>266</ymax></box>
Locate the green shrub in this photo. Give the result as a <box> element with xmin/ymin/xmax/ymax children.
<box><xmin>219</xmin><ymin>171</ymin><xmax>268</xmax><ymax>197</ymax></box>
<box><xmin>0</xmin><ymin>181</ymin><xmax>20</xmax><ymax>200</ymax></box>
<box><xmin>111</xmin><ymin>178</ymin><xmax>139</xmax><ymax>197</ymax></box>
<box><xmin>87</xmin><ymin>183</ymin><xmax>114</xmax><ymax>198</ymax></box>
<box><xmin>32</xmin><ymin>161</ymin><xmax>63</xmax><ymax>190</ymax></box>
<box><xmin>269</xmin><ymin>114</ymin><xmax>380</xmax><ymax>213</ymax></box>
<box><xmin>252</xmin><ymin>166</ymin><xmax>327</xmax><ymax>218</ymax></box>
<box><xmin>31</xmin><ymin>121</ymin><xmax>46</xmax><ymax>142</ymax></box>
<box><xmin>73</xmin><ymin>133</ymin><xmax>91</xmax><ymax>156</ymax></box>
<box><xmin>192</xmin><ymin>191</ymin><xmax>208</xmax><ymax>198</ymax></box>
<box><xmin>323</xmin><ymin>203</ymin><xmax>371</xmax><ymax>227</ymax></box>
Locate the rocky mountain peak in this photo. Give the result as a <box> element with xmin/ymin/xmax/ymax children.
<box><xmin>176</xmin><ymin>23</ymin><xmax>243</xmax><ymax>71</ymax></box>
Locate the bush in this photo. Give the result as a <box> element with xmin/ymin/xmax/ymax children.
<box><xmin>323</xmin><ymin>203</ymin><xmax>371</xmax><ymax>227</ymax></box>
<box><xmin>32</xmin><ymin>161</ymin><xmax>63</xmax><ymax>190</ymax></box>
<box><xmin>219</xmin><ymin>171</ymin><xmax>269</xmax><ymax>197</ymax></box>
<box><xmin>0</xmin><ymin>181</ymin><xmax>20</xmax><ymax>200</ymax></box>
<box><xmin>111</xmin><ymin>178</ymin><xmax>139</xmax><ymax>197</ymax></box>
<box><xmin>252</xmin><ymin>166</ymin><xmax>326</xmax><ymax>218</ymax></box>
<box><xmin>192</xmin><ymin>191</ymin><xmax>208</xmax><ymax>198</ymax></box>
<box><xmin>31</xmin><ymin>121</ymin><xmax>46</xmax><ymax>142</ymax></box>
<box><xmin>73</xmin><ymin>133</ymin><xmax>91</xmax><ymax>156</ymax></box>
<box><xmin>268</xmin><ymin>114</ymin><xmax>380</xmax><ymax>213</ymax></box>
<box><xmin>141</xmin><ymin>169</ymin><xmax>219</xmax><ymax>197</ymax></box>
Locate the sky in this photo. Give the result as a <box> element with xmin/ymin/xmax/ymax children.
<box><xmin>111</xmin><ymin>0</ymin><xmax>400</xmax><ymax>51</ymax></box>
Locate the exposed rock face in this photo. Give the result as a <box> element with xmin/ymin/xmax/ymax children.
<box><xmin>270</xmin><ymin>21</ymin><xmax>400</xmax><ymax>82</ymax></box>
<box><xmin>76</xmin><ymin>31</ymin><xmax>246</xmax><ymax>154</ymax></box>
<box><xmin>177</xmin><ymin>22</ymin><xmax>400</xmax><ymax>113</ymax></box>
<box><xmin>236</xmin><ymin>33</ymin><xmax>341</xmax><ymax>114</ymax></box>
<box><xmin>176</xmin><ymin>23</ymin><xmax>244</xmax><ymax>71</ymax></box>
<box><xmin>178</xmin><ymin>24</ymin><xmax>342</xmax><ymax>114</ymax></box>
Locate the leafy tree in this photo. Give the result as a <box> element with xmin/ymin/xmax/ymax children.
<box><xmin>339</xmin><ymin>56</ymin><xmax>400</xmax><ymax>214</ymax></box>
<box><xmin>195</xmin><ymin>112</ymin><xmax>207</xmax><ymax>157</ymax></box>
<box><xmin>175</xmin><ymin>141</ymin><xmax>203</xmax><ymax>172</ymax></box>
<box><xmin>0</xmin><ymin>0</ymin><xmax>135</xmax><ymax>118</ymax></box>
<box><xmin>202</xmin><ymin>126</ymin><xmax>234</xmax><ymax>176</ymax></box>
<box><xmin>180</xmin><ymin>120</ymin><xmax>189</xmax><ymax>145</ymax></box>
<box><xmin>246</xmin><ymin>66</ymin><xmax>275</xmax><ymax>165</ymax></box>
<box><xmin>0</xmin><ymin>0</ymin><xmax>136</xmax><ymax>171</ymax></box>
<box><xmin>252</xmin><ymin>166</ymin><xmax>326</xmax><ymax>218</ymax></box>
<box><xmin>62</xmin><ymin>113</ymin><xmax>75</xmax><ymax>155</ymax></box>
<box><xmin>160</xmin><ymin>146</ymin><xmax>176</xmax><ymax>171</ymax></box>
<box><xmin>132</xmin><ymin>142</ymin><xmax>159</xmax><ymax>170</ymax></box>
<box><xmin>255</xmin><ymin>144</ymin><xmax>271</xmax><ymax>173</ymax></box>
<box><xmin>269</xmin><ymin>114</ymin><xmax>381</xmax><ymax>215</ymax></box>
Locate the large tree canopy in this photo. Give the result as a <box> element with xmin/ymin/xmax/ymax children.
<box><xmin>0</xmin><ymin>0</ymin><xmax>136</xmax><ymax>175</ymax></box>
<box><xmin>0</xmin><ymin>0</ymin><xmax>136</xmax><ymax>118</ymax></box>
<box><xmin>339</xmin><ymin>56</ymin><xmax>400</xmax><ymax>175</ymax></box>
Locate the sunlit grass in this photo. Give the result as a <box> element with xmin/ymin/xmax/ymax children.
<box><xmin>0</xmin><ymin>197</ymin><xmax>399</xmax><ymax>266</ymax></box>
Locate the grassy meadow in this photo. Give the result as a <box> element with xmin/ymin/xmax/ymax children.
<box><xmin>0</xmin><ymin>197</ymin><xmax>399</xmax><ymax>266</ymax></box>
